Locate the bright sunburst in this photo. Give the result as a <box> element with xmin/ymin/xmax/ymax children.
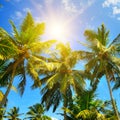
<box><xmin>46</xmin><ymin>18</ymin><xmax>68</xmax><ymax>42</ymax></box>
<box><xmin>45</xmin><ymin>19</ymin><xmax>68</xmax><ymax>43</ymax></box>
<box><xmin>33</xmin><ymin>1</ymin><xmax>77</xmax><ymax>44</ymax></box>
<box><xmin>50</xmin><ymin>22</ymin><xmax>64</xmax><ymax>38</ymax></box>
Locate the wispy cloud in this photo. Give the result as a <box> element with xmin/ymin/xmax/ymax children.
<box><xmin>117</xmin><ymin>17</ymin><xmax>120</xmax><ymax>20</ymax></box>
<box><xmin>11</xmin><ymin>7</ymin><xmax>32</xmax><ymax>21</ymax></box>
<box><xmin>15</xmin><ymin>11</ymin><xmax>23</xmax><ymax>19</ymax></box>
<box><xmin>113</xmin><ymin>6</ymin><xmax>120</xmax><ymax>15</ymax></box>
<box><xmin>102</xmin><ymin>0</ymin><xmax>120</xmax><ymax>19</ymax></box>
<box><xmin>102</xmin><ymin>0</ymin><xmax>120</xmax><ymax>7</ymax></box>
<box><xmin>62</xmin><ymin>0</ymin><xmax>95</xmax><ymax>15</ymax></box>
<box><xmin>62</xmin><ymin>0</ymin><xmax>78</xmax><ymax>13</ymax></box>
<box><xmin>23</xmin><ymin>7</ymin><xmax>32</xmax><ymax>13</ymax></box>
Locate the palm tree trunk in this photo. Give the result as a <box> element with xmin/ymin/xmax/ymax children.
<box><xmin>0</xmin><ymin>56</ymin><xmax>25</xmax><ymax>107</ymax></box>
<box><xmin>0</xmin><ymin>66</ymin><xmax>16</xmax><ymax>107</ymax></box>
<box><xmin>105</xmin><ymin>69</ymin><xmax>120</xmax><ymax>120</ymax></box>
<box><xmin>63</xmin><ymin>94</ymin><xmax>68</xmax><ymax>120</ymax></box>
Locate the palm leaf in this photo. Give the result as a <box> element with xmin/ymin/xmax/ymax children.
<box><xmin>17</xmin><ymin>61</ymin><xmax>26</xmax><ymax>96</ymax></box>
<box><xmin>21</xmin><ymin>12</ymin><xmax>34</xmax><ymax>32</ymax></box>
<box><xmin>113</xmin><ymin>77</ymin><xmax>120</xmax><ymax>90</ymax></box>
<box><xmin>109</xmin><ymin>34</ymin><xmax>120</xmax><ymax>47</ymax></box>
<box><xmin>26</xmin><ymin>62</ymin><xmax>41</xmax><ymax>89</ymax></box>
<box><xmin>0</xmin><ymin>28</ymin><xmax>18</xmax><ymax>59</ymax></box>
<box><xmin>9</xmin><ymin>20</ymin><xmax>20</xmax><ymax>40</ymax></box>
<box><xmin>29</xmin><ymin>40</ymin><xmax>56</xmax><ymax>54</ymax></box>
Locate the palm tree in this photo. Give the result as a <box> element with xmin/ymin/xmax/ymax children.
<box><xmin>40</xmin><ymin>43</ymin><xmax>90</xmax><ymax>120</ymax></box>
<box><xmin>78</xmin><ymin>24</ymin><xmax>120</xmax><ymax>119</ymax></box>
<box><xmin>25</xmin><ymin>103</ymin><xmax>51</xmax><ymax>120</ymax></box>
<box><xmin>0</xmin><ymin>12</ymin><xmax>55</xmax><ymax>107</ymax></box>
<box><xmin>4</xmin><ymin>107</ymin><xmax>22</xmax><ymax>120</ymax></box>
<box><xmin>63</xmin><ymin>87</ymin><xmax>117</xmax><ymax>120</ymax></box>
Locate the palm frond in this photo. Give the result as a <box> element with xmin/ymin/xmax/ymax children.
<box><xmin>0</xmin><ymin>28</ymin><xmax>18</xmax><ymax>59</ymax></box>
<box><xmin>0</xmin><ymin>91</ymin><xmax>4</xmax><ymax>102</ymax></box>
<box><xmin>109</xmin><ymin>34</ymin><xmax>120</xmax><ymax>47</ymax></box>
<box><xmin>9</xmin><ymin>20</ymin><xmax>20</xmax><ymax>40</ymax></box>
<box><xmin>84</xmin><ymin>29</ymin><xmax>97</xmax><ymax>43</ymax></box>
<box><xmin>56</xmin><ymin>43</ymin><xmax>71</xmax><ymax>58</ymax></box>
<box><xmin>41</xmin><ymin>83</ymin><xmax>62</xmax><ymax>112</ymax></box>
<box><xmin>29</xmin><ymin>40</ymin><xmax>56</xmax><ymax>54</ymax></box>
<box><xmin>97</xmin><ymin>24</ymin><xmax>109</xmax><ymax>46</ymax></box>
<box><xmin>77</xmin><ymin>50</ymin><xmax>94</xmax><ymax>60</ymax></box>
<box><xmin>0</xmin><ymin>61</ymin><xmax>13</xmax><ymax>87</ymax></box>
<box><xmin>46</xmin><ymin>73</ymin><xmax>62</xmax><ymax>89</ymax></box>
<box><xmin>17</xmin><ymin>62</ymin><xmax>26</xmax><ymax>96</ymax></box>
<box><xmin>113</xmin><ymin>77</ymin><xmax>120</xmax><ymax>90</ymax></box>
<box><xmin>21</xmin><ymin>12</ymin><xmax>34</xmax><ymax>32</ymax></box>
<box><xmin>26</xmin><ymin>62</ymin><xmax>41</xmax><ymax>89</ymax></box>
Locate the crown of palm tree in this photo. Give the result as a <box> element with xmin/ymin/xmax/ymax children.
<box><xmin>40</xmin><ymin>43</ymin><xmax>91</xmax><ymax>116</ymax></box>
<box><xmin>0</xmin><ymin>12</ymin><xmax>56</xmax><ymax>107</ymax></box>
<box><xmin>4</xmin><ymin>107</ymin><xmax>23</xmax><ymax>120</ymax></box>
<box><xmin>25</xmin><ymin>103</ymin><xmax>51</xmax><ymax>120</ymax></box>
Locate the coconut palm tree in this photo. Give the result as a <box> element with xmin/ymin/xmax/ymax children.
<box><xmin>78</xmin><ymin>24</ymin><xmax>120</xmax><ymax>119</ymax></box>
<box><xmin>4</xmin><ymin>107</ymin><xmax>22</xmax><ymax>120</ymax></box>
<box><xmin>25</xmin><ymin>103</ymin><xmax>51</xmax><ymax>120</ymax></box>
<box><xmin>0</xmin><ymin>12</ymin><xmax>55</xmax><ymax>107</ymax></box>
<box><xmin>63</xmin><ymin>87</ymin><xmax>117</xmax><ymax>120</ymax></box>
<box><xmin>40</xmin><ymin>43</ymin><xmax>90</xmax><ymax>120</ymax></box>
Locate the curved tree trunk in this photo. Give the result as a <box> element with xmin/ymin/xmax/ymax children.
<box><xmin>105</xmin><ymin>69</ymin><xmax>120</xmax><ymax>120</ymax></box>
<box><xmin>0</xmin><ymin>56</ymin><xmax>25</xmax><ymax>108</ymax></box>
<box><xmin>0</xmin><ymin>66</ymin><xmax>16</xmax><ymax>107</ymax></box>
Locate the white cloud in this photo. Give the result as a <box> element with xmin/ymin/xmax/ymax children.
<box><xmin>62</xmin><ymin>0</ymin><xmax>78</xmax><ymax>13</ymax></box>
<box><xmin>102</xmin><ymin>0</ymin><xmax>120</xmax><ymax>19</ymax></box>
<box><xmin>11</xmin><ymin>11</ymin><xmax>23</xmax><ymax>21</ymax></box>
<box><xmin>103</xmin><ymin>0</ymin><xmax>120</xmax><ymax>7</ymax></box>
<box><xmin>11</xmin><ymin>7</ymin><xmax>32</xmax><ymax>21</ymax></box>
<box><xmin>113</xmin><ymin>6</ymin><xmax>120</xmax><ymax>15</ymax></box>
<box><xmin>62</xmin><ymin>0</ymin><xmax>95</xmax><ymax>15</ymax></box>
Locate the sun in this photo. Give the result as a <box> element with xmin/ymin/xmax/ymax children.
<box><xmin>50</xmin><ymin>22</ymin><xmax>64</xmax><ymax>38</ymax></box>
<box><xmin>44</xmin><ymin>17</ymin><xmax>70</xmax><ymax>43</ymax></box>
<box><xmin>37</xmin><ymin>4</ymin><xmax>73</xmax><ymax>43</ymax></box>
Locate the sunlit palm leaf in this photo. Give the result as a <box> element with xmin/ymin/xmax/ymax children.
<box><xmin>0</xmin><ymin>28</ymin><xmax>18</xmax><ymax>59</ymax></box>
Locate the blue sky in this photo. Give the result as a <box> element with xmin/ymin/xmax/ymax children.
<box><xmin>0</xmin><ymin>0</ymin><xmax>120</xmax><ymax>119</ymax></box>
